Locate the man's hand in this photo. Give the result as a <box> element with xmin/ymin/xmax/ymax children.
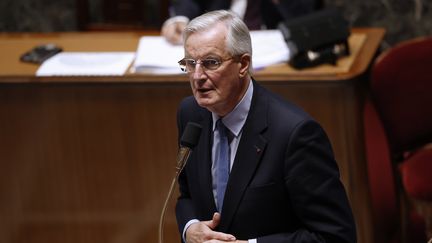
<box><xmin>203</xmin><ymin>241</ymin><xmax>248</xmax><ymax>243</ymax></box>
<box><xmin>185</xmin><ymin>213</ymin><xmax>237</xmax><ymax>243</ymax></box>
<box><xmin>161</xmin><ymin>20</ymin><xmax>187</xmax><ymax>45</ymax></box>
<box><xmin>203</xmin><ymin>241</ymin><xmax>247</xmax><ymax>243</ymax></box>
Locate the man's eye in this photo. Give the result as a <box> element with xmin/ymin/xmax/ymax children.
<box><xmin>204</xmin><ymin>59</ymin><xmax>219</xmax><ymax>66</ymax></box>
<box><xmin>186</xmin><ymin>60</ymin><xmax>196</xmax><ymax>65</ymax></box>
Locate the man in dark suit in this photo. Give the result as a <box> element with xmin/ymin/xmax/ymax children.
<box><xmin>175</xmin><ymin>10</ymin><xmax>356</xmax><ymax>243</ymax></box>
<box><xmin>162</xmin><ymin>0</ymin><xmax>321</xmax><ymax>44</ymax></box>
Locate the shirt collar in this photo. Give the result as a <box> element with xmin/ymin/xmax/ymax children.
<box><xmin>212</xmin><ymin>79</ymin><xmax>253</xmax><ymax>137</ymax></box>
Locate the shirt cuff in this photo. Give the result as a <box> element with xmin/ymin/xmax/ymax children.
<box><xmin>182</xmin><ymin>219</ymin><xmax>199</xmax><ymax>242</ymax></box>
<box><xmin>182</xmin><ymin>219</ymin><xmax>256</xmax><ymax>243</ymax></box>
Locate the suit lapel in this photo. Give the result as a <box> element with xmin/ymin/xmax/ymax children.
<box><xmin>195</xmin><ymin>110</ymin><xmax>218</xmax><ymax>215</ymax></box>
<box><xmin>219</xmin><ymin>82</ymin><xmax>269</xmax><ymax>231</ymax></box>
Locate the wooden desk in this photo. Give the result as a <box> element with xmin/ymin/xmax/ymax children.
<box><xmin>0</xmin><ymin>28</ymin><xmax>385</xmax><ymax>243</ymax></box>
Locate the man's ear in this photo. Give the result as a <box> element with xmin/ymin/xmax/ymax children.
<box><xmin>238</xmin><ymin>54</ymin><xmax>251</xmax><ymax>77</ymax></box>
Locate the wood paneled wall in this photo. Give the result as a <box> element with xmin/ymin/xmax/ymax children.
<box><xmin>0</xmin><ymin>78</ymin><xmax>372</xmax><ymax>243</ymax></box>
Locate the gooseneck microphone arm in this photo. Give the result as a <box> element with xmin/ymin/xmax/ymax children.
<box><xmin>158</xmin><ymin>122</ymin><xmax>202</xmax><ymax>243</ymax></box>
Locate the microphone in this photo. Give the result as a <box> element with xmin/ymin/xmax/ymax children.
<box><xmin>176</xmin><ymin>122</ymin><xmax>203</xmax><ymax>173</ymax></box>
<box><xmin>159</xmin><ymin>122</ymin><xmax>202</xmax><ymax>243</ymax></box>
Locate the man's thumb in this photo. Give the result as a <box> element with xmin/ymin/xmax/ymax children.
<box><xmin>205</xmin><ymin>212</ymin><xmax>221</xmax><ymax>229</ymax></box>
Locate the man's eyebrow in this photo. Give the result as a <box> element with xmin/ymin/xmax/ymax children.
<box><xmin>199</xmin><ymin>53</ymin><xmax>223</xmax><ymax>59</ymax></box>
<box><xmin>204</xmin><ymin>55</ymin><xmax>220</xmax><ymax>59</ymax></box>
<box><xmin>184</xmin><ymin>54</ymin><xmax>221</xmax><ymax>59</ymax></box>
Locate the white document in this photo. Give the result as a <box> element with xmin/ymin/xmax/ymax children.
<box><xmin>133</xmin><ymin>30</ymin><xmax>290</xmax><ymax>74</ymax></box>
<box><xmin>133</xmin><ymin>36</ymin><xmax>184</xmax><ymax>74</ymax></box>
<box><xmin>36</xmin><ymin>52</ymin><xmax>135</xmax><ymax>76</ymax></box>
<box><xmin>250</xmin><ymin>30</ymin><xmax>290</xmax><ymax>70</ymax></box>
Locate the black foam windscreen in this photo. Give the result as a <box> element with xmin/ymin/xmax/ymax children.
<box><xmin>280</xmin><ymin>8</ymin><xmax>350</xmax><ymax>54</ymax></box>
<box><xmin>180</xmin><ymin>122</ymin><xmax>202</xmax><ymax>148</ymax></box>
<box><xmin>278</xmin><ymin>7</ymin><xmax>350</xmax><ymax>68</ymax></box>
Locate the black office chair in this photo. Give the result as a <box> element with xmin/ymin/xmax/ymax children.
<box><xmin>75</xmin><ymin>0</ymin><xmax>168</xmax><ymax>31</ymax></box>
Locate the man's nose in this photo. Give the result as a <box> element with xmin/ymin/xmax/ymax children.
<box><xmin>192</xmin><ymin>63</ymin><xmax>205</xmax><ymax>79</ymax></box>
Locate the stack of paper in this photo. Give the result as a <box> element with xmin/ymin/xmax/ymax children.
<box><xmin>132</xmin><ymin>30</ymin><xmax>290</xmax><ymax>74</ymax></box>
<box><xmin>249</xmin><ymin>30</ymin><xmax>290</xmax><ymax>70</ymax></box>
<box><xmin>133</xmin><ymin>36</ymin><xmax>184</xmax><ymax>74</ymax></box>
<box><xmin>36</xmin><ymin>52</ymin><xmax>135</xmax><ymax>76</ymax></box>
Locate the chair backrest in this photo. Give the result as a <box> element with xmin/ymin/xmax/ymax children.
<box><xmin>371</xmin><ymin>37</ymin><xmax>432</xmax><ymax>155</ymax></box>
<box><xmin>75</xmin><ymin>0</ymin><xmax>169</xmax><ymax>31</ymax></box>
<box><xmin>363</xmin><ymin>99</ymin><xmax>400</xmax><ymax>242</ymax></box>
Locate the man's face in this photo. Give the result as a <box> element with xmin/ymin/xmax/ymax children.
<box><xmin>184</xmin><ymin>23</ymin><xmax>250</xmax><ymax>116</ymax></box>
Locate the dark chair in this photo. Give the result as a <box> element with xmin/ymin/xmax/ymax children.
<box><xmin>364</xmin><ymin>36</ymin><xmax>432</xmax><ymax>243</ymax></box>
<box><xmin>75</xmin><ymin>0</ymin><xmax>168</xmax><ymax>31</ymax></box>
<box><xmin>364</xmin><ymin>99</ymin><xmax>427</xmax><ymax>243</ymax></box>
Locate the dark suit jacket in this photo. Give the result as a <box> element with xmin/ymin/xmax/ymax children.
<box><xmin>170</xmin><ymin>0</ymin><xmax>321</xmax><ymax>29</ymax></box>
<box><xmin>176</xmin><ymin>81</ymin><xmax>356</xmax><ymax>242</ymax></box>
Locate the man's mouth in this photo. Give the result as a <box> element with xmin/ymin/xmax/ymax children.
<box><xmin>197</xmin><ymin>88</ymin><xmax>212</xmax><ymax>93</ymax></box>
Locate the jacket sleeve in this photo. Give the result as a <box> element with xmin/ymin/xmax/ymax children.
<box><xmin>174</xmin><ymin>96</ymin><xmax>202</xmax><ymax>239</ymax></box>
<box><xmin>258</xmin><ymin>120</ymin><xmax>356</xmax><ymax>243</ymax></box>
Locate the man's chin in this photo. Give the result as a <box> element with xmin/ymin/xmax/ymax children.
<box><xmin>194</xmin><ymin>96</ymin><xmax>215</xmax><ymax>109</ymax></box>
<box><xmin>196</xmin><ymin>99</ymin><xmax>212</xmax><ymax>108</ymax></box>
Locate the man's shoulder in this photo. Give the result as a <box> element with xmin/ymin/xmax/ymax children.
<box><xmin>178</xmin><ymin>96</ymin><xmax>208</xmax><ymax>124</ymax></box>
<box><xmin>179</xmin><ymin>96</ymin><xmax>200</xmax><ymax>110</ymax></box>
<box><xmin>255</xmin><ymin>83</ymin><xmax>312</xmax><ymax>122</ymax></box>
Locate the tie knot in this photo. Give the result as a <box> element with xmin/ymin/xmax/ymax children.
<box><xmin>216</xmin><ymin>119</ymin><xmax>233</xmax><ymax>143</ymax></box>
<box><xmin>216</xmin><ymin>119</ymin><xmax>226</xmax><ymax>131</ymax></box>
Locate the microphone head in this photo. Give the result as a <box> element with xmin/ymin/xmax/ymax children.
<box><xmin>180</xmin><ymin>122</ymin><xmax>202</xmax><ymax>149</ymax></box>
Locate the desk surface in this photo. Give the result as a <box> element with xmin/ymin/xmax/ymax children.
<box><xmin>0</xmin><ymin>28</ymin><xmax>384</xmax><ymax>83</ymax></box>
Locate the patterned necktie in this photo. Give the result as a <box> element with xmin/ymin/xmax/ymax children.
<box><xmin>215</xmin><ymin>119</ymin><xmax>230</xmax><ymax>212</ymax></box>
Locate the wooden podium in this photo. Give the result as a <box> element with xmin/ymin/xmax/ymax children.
<box><xmin>0</xmin><ymin>28</ymin><xmax>384</xmax><ymax>243</ymax></box>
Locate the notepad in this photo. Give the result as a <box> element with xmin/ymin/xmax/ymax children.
<box><xmin>250</xmin><ymin>30</ymin><xmax>291</xmax><ymax>70</ymax></box>
<box><xmin>133</xmin><ymin>36</ymin><xmax>184</xmax><ymax>74</ymax></box>
<box><xmin>132</xmin><ymin>30</ymin><xmax>290</xmax><ymax>74</ymax></box>
<box><xmin>36</xmin><ymin>52</ymin><xmax>135</xmax><ymax>76</ymax></box>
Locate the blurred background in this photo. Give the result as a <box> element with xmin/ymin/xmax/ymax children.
<box><xmin>0</xmin><ymin>0</ymin><xmax>431</xmax><ymax>48</ymax></box>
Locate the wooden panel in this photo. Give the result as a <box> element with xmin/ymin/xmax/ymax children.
<box><xmin>0</xmin><ymin>79</ymin><xmax>372</xmax><ymax>243</ymax></box>
<box><xmin>0</xmin><ymin>83</ymin><xmax>191</xmax><ymax>243</ymax></box>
